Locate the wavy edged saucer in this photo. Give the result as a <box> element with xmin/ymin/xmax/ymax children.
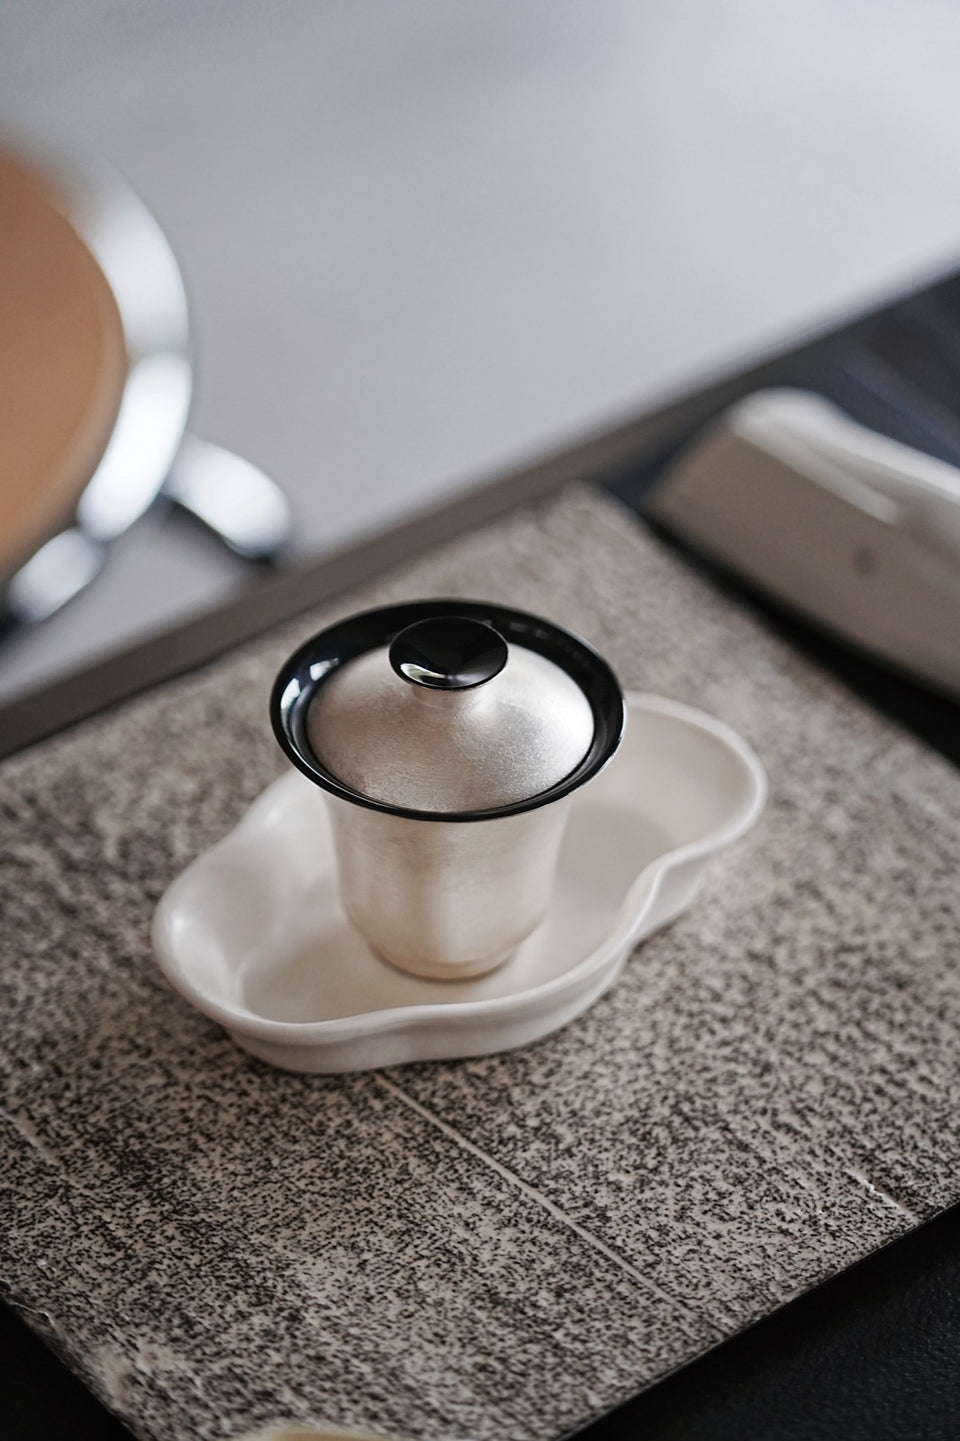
<box><xmin>152</xmin><ymin>694</ymin><xmax>766</xmax><ymax>1072</ymax></box>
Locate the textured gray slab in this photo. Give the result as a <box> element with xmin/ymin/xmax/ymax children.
<box><xmin>3</xmin><ymin>488</ymin><xmax>960</xmax><ymax>1440</ymax></box>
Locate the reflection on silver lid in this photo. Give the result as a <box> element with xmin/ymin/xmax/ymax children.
<box><xmin>307</xmin><ymin>638</ymin><xmax>595</xmax><ymax>815</ymax></box>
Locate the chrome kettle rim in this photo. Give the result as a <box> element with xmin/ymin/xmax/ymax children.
<box><xmin>270</xmin><ymin>599</ymin><xmax>626</xmax><ymax>823</ymax></box>
<box><xmin>0</xmin><ymin>129</ymin><xmax>192</xmax><ymax>622</ymax></box>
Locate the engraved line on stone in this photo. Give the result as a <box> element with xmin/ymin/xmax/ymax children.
<box><xmin>374</xmin><ymin>1074</ymin><xmax>708</xmax><ymax>1329</ymax></box>
<box><xmin>840</xmin><ymin>1164</ymin><xmax>920</xmax><ymax>1224</ymax></box>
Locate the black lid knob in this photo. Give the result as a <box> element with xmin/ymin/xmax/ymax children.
<box><xmin>389</xmin><ymin>616</ymin><xmax>508</xmax><ymax>690</ymax></box>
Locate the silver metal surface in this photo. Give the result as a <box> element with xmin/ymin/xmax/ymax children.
<box><xmin>301</xmin><ymin>615</ymin><xmax>617</xmax><ymax>979</ymax></box>
<box><xmin>6</xmin><ymin>529</ymin><xmax>106</xmax><ymax>624</ymax></box>
<box><xmin>307</xmin><ymin>642</ymin><xmax>595</xmax><ymax>813</ymax></box>
<box><xmin>162</xmin><ymin>435</ymin><xmax>292</xmax><ymax>560</ymax></box>
<box><xmin>1</xmin><ymin>133</ymin><xmax>290</xmax><ymax>628</ymax></box>
<box><xmin>326</xmin><ymin>790</ymin><xmax>573</xmax><ymax>979</ymax></box>
<box><xmin>2</xmin><ymin>132</ymin><xmax>192</xmax><ymax>620</ymax></box>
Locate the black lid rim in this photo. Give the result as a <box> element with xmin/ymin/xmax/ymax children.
<box><xmin>269</xmin><ymin>598</ymin><xmax>626</xmax><ymax>823</ymax></box>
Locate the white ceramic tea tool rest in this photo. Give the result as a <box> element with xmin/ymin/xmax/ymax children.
<box><xmin>153</xmin><ymin>694</ymin><xmax>766</xmax><ymax>1072</ymax></box>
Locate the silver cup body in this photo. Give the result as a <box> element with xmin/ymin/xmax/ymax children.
<box><xmin>271</xmin><ymin>600</ymin><xmax>627</xmax><ymax>980</ymax></box>
<box><xmin>326</xmin><ymin>792</ymin><xmax>573</xmax><ymax>978</ymax></box>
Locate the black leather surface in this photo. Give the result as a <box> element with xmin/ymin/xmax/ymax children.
<box><xmin>0</xmin><ymin>1302</ymin><xmax>132</xmax><ymax>1440</ymax></box>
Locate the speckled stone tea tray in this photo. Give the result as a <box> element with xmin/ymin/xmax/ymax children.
<box><xmin>3</xmin><ymin>488</ymin><xmax>960</xmax><ymax>1441</ymax></box>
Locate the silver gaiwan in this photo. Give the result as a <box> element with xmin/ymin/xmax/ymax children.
<box><xmin>271</xmin><ymin>600</ymin><xmax>625</xmax><ymax>979</ymax></box>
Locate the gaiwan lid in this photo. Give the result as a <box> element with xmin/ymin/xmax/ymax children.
<box><xmin>270</xmin><ymin>600</ymin><xmax>625</xmax><ymax>821</ymax></box>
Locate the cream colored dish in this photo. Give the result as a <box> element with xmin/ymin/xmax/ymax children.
<box><xmin>152</xmin><ymin>694</ymin><xmax>766</xmax><ymax>1072</ymax></box>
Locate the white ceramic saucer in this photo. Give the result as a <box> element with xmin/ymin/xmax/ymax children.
<box><xmin>152</xmin><ymin>694</ymin><xmax>766</xmax><ymax>1072</ymax></box>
